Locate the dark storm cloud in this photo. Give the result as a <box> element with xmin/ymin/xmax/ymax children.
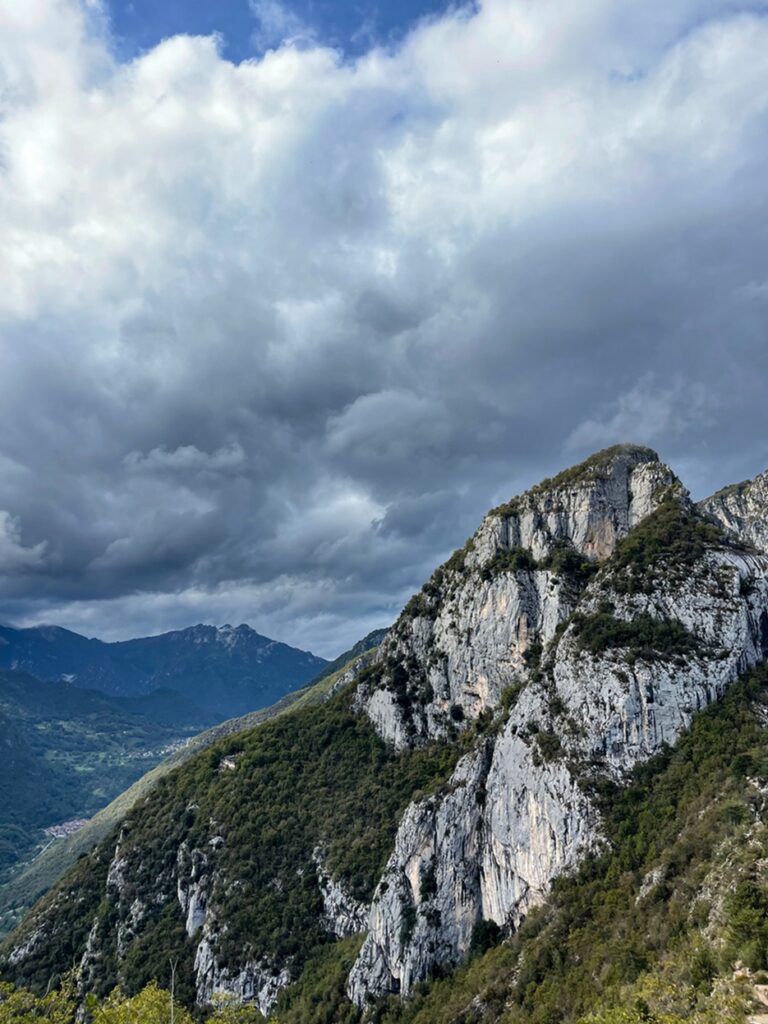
<box><xmin>1</xmin><ymin>0</ymin><xmax>768</xmax><ymax>654</ymax></box>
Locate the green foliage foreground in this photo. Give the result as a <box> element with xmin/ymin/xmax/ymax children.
<box><xmin>0</xmin><ymin>978</ymin><xmax>264</xmax><ymax>1022</ymax></box>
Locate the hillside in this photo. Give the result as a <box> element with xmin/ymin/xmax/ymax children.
<box><xmin>5</xmin><ymin>444</ymin><xmax>768</xmax><ymax>1024</ymax></box>
<box><xmin>0</xmin><ymin>623</ymin><xmax>327</xmax><ymax>719</ymax></box>
<box><xmin>311</xmin><ymin>629</ymin><xmax>390</xmax><ymax>685</ymax></box>
<box><xmin>0</xmin><ymin>658</ymin><xmax>365</xmax><ymax>938</ymax></box>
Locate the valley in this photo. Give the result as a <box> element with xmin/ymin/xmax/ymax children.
<box><xmin>0</xmin><ymin>626</ymin><xmax>330</xmax><ymax>938</ymax></box>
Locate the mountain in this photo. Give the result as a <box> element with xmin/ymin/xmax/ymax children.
<box><xmin>0</xmin><ymin>622</ymin><xmax>327</xmax><ymax>719</ymax></box>
<box><xmin>309</xmin><ymin>627</ymin><xmax>390</xmax><ymax>685</ymax></box>
<box><xmin>5</xmin><ymin>444</ymin><xmax>768</xmax><ymax>1024</ymax></box>
<box><xmin>0</xmin><ymin>655</ymin><xmax>371</xmax><ymax>938</ymax></box>
<box><xmin>699</xmin><ymin>466</ymin><xmax>768</xmax><ymax>551</ymax></box>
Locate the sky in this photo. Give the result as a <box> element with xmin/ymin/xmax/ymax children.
<box><xmin>1</xmin><ymin>0</ymin><xmax>768</xmax><ymax>658</ymax></box>
<box><xmin>107</xmin><ymin>0</ymin><xmax>455</xmax><ymax>62</ymax></box>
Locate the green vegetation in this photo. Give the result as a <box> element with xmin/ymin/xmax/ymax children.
<box><xmin>570</xmin><ymin>610</ymin><xmax>697</xmax><ymax>661</ymax></box>
<box><xmin>272</xmin><ymin>936</ymin><xmax>363</xmax><ymax>1024</ymax></box>
<box><xmin>400</xmin><ymin>541</ymin><xmax>477</xmax><ymax>623</ymax></box>
<box><xmin>544</xmin><ymin>543</ymin><xmax>599</xmax><ymax>587</ymax></box>
<box><xmin>480</xmin><ymin>541</ymin><xmax>597</xmax><ymax>587</ymax></box>
<box><xmin>0</xmin><ymin>669</ymin><xmax>212</xmax><ymax>918</ymax></box>
<box><xmin>480</xmin><ymin>547</ymin><xmax>537</xmax><ymax>580</ymax></box>
<box><xmin>0</xmin><ymin>664</ymin><xmax>351</xmax><ymax>938</ymax></box>
<box><xmin>0</xmin><ymin>977</ymin><xmax>264</xmax><ymax>1022</ymax></box>
<box><xmin>3</xmin><ymin>686</ymin><xmax>461</xmax><ymax>1005</ymax></box>
<box><xmin>500</xmin><ymin>683</ymin><xmax>524</xmax><ymax>714</ymax></box>
<box><xmin>608</xmin><ymin>497</ymin><xmax>749</xmax><ymax>594</ymax></box>
<box><xmin>532</xmin><ymin>728</ymin><xmax>563</xmax><ymax>765</ymax></box>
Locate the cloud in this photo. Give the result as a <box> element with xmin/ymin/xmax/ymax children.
<box><xmin>565</xmin><ymin>376</ymin><xmax>712</xmax><ymax>454</ymax></box>
<box><xmin>248</xmin><ymin>0</ymin><xmax>315</xmax><ymax>51</ymax></box>
<box><xmin>0</xmin><ymin>0</ymin><xmax>767</xmax><ymax>654</ymax></box>
<box><xmin>0</xmin><ymin>513</ymin><xmax>47</xmax><ymax>573</ymax></box>
<box><xmin>124</xmin><ymin>443</ymin><xmax>246</xmax><ymax>474</ymax></box>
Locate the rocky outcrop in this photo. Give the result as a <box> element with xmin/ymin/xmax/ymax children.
<box><xmin>467</xmin><ymin>445</ymin><xmax>676</xmax><ymax>565</ymax></box>
<box><xmin>553</xmin><ymin>549</ymin><xmax>768</xmax><ymax>775</ymax></box>
<box><xmin>349</xmin><ymin>746</ymin><xmax>493</xmax><ymax>998</ymax></box>
<box><xmin>314</xmin><ymin>849</ymin><xmax>368</xmax><ymax>939</ymax></box>
<box><xmin>177</xmin><ymin>841</ymin><xmax>213</xmax><ymax>937</ymax></box>
<box><xmin>194</xmin><ymin>934</ymin><xmax>291</xmax><ymax>1017</ymax></box>
<box><xmin>355</xmin><ymin>445</ymin><xmax>678</xmax><ymax>750</ymax></box>
<box><xmin>349</xmin><ymin>474</ymin><xmax>768</xmax><ymax>1005</ymax></box>
<box><xmin>700</xmin><ymin>469</ymin><xmax>768</xmax><ymax>552</ymax></box>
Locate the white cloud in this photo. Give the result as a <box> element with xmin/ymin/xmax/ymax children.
<box><xmin>248</xmin><ymin>0</ymin><xmax>315</xmax><ymax>51</ymax></box>
<box><xmin>0</xmin><ymin>0</ymin><xmax>767</xmax><ymax>649</ymax></box>
<box><xmin>0</xmin><ymin>512</ymin><xmax>47</xmax><ymax>573</ymax></box>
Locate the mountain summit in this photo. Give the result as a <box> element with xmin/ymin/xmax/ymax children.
<box><xmin>0</xmin><ymin>622</ymin><xmax>327</xmax><ymax>719</ymax></box>
<box><xmin>5</xmin><ymin>445</ymin><xmax>768</xmax><ymax>1023</ymax></box>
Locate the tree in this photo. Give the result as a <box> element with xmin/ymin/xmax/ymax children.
<box><xmin>91</xmin><ymin>982</ymin><xmax>194</xmax><ymax>1024</ymax></box>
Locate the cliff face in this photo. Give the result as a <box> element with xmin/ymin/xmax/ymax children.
<box><xmin>354</xmin><ymin>445</ymin><xmax>677</xmax><ymax>751</ymax></box>
<box><xmin>7</xmin><ymin>444</ymin><xmax>768</xmax><ymax>1018</ymax></box>
<box><xmin>699</xmin><ymin>468</ymin><xmax>768</xmax><ymax>552</ymax></box>
<box><xmin>347</xmin><ymin>449</ymin><xmax>768</xmax><ymax>1004</ymax></box>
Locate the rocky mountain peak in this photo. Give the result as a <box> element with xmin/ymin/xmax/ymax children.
<box><xmin>699</xmin><ymin>466</ymin><xmax>768</xmax><ymax>551</ymax></box>
<box><xmin>354</xmin><ymin>445</ymin><xmax>682</xmax><ymax>751</ymax></box>
<box><xmin>347</xmin><ymin>457</ymin><xmax>768</xmax><ymax>1006</ymax></box>
<box><xmin>470</xmin><ymin>443</ymin><xmax>679</xmax><ymax>568</ymax></box>
<box><xmin>7</xmin><ymin>446</ymin><xmax>768</xmax><ymax>1021</ymax></box>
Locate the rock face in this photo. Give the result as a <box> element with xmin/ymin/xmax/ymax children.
<box><xmin>700</xmin><ymin>469</ymin><xmax>768</xmax><ymax>552</ymax></box>
<box><xmin>314</xmin><ymin>849</ymin><xmax>369</xmax><ymax>939</ymax></box>
<box><xmin>193</xmin><ymin>935</ymin><xmax>291</xmax><ymax>1017</ymax></box>
<box><xmin>354</xmin><ymin>445</ymin><xmax>677</xmax><ymax>750</ymax></box>
<box><xmin>347</xmin><ymin>448</ymin><xmax>768</xmax><ymax>1005</ymax></box>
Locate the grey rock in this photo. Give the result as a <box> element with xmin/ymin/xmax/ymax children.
<box><xmin>314</xmin><ymin>848</ymin><xmax>369</xmax><ymax>939</ymax></box>
<box><xmin>348</xmin><ymin>454</ymin><xmax>768</xmax><ymax>1006</ymax></box>
<box><xmin>699</xmin><ymin>469</ymin><xmax>768</xmax><ymax>552</ymax></box>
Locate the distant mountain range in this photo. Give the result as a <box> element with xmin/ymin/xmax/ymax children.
<box><xmin>0</xmin><ymin>625</ymin><xmax>390</xmax><ymax>938</ymax></box>
<box><xmin>0</xmin><ymin>622</ymin><xmax>328</xmax><ymax>720</ymax></box>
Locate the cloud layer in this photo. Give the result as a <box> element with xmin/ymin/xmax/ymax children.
<box><xmin>1</xmin><ymin>0</ymin><xmax>768</xmax><ymax>654</ymax></box>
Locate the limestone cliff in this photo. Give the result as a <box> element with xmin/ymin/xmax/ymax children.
<box><xmin>700</xmin><ymin>468</ymin><xmax>768</xmax><ymax>551</ymax></box>
<box><xmin>354</xmin><ymin>444</ymin><xmax>677</xmax><ymax>750</ymax></box>
<box><xmin>348</xmin><ymin>451</ymin><xmax>768</xmax><ymax>1004</ymax></box>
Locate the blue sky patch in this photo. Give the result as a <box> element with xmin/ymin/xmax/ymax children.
<box><xmin>107</xmin><ymin>0</ymin><xmax>456</xmax><ymax>62</ymax></box>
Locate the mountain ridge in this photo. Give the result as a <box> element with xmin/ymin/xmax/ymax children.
<box><xmin>0</xmin><ymin>621</ymin><xmax>327</xmax><ymax>720</ymax></box>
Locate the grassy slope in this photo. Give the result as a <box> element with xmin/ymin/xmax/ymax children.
<box><xmin>0</xmin><ymin>664</ymin><xmax>351</xmax><ymax>938</ymax></box>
